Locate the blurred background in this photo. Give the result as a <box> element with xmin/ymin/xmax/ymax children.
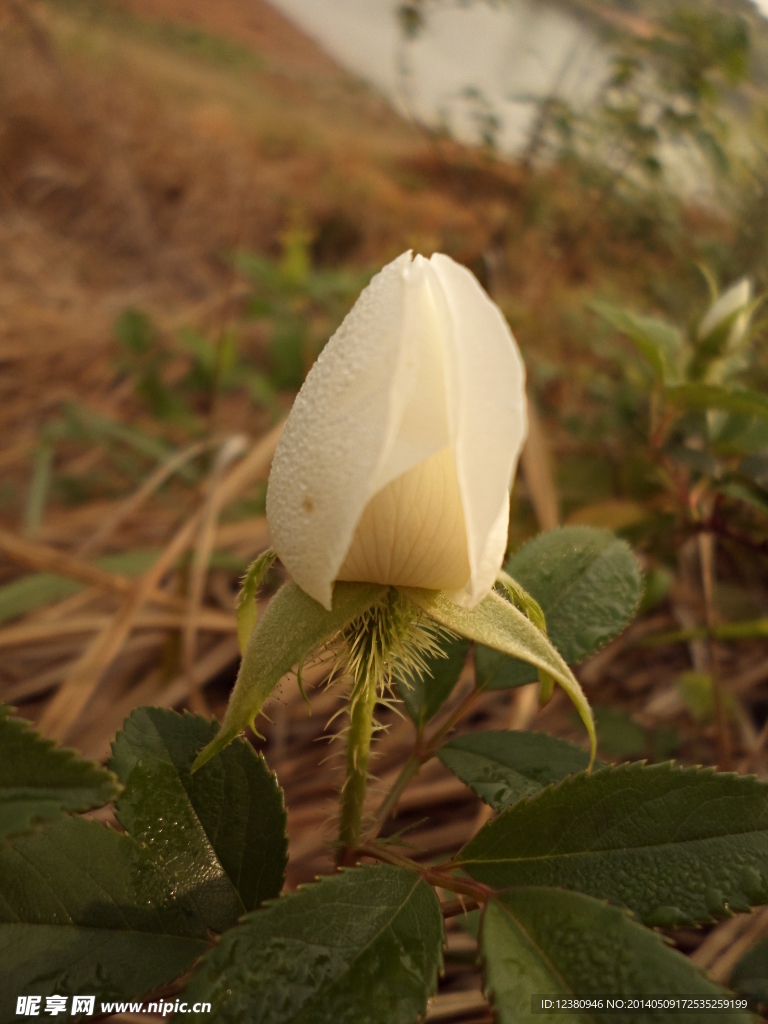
<box><xmin>3</xmin><ymin>0</ymin><xmax>768</xmax><ymax>1017</ymax></box>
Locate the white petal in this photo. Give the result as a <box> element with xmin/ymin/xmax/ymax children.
<box><xmin>698</xmin><ymin>278</ymin><xmax>751</xmax><ymax>341</ymax></box>
<box><xmin>338</xmin><ymin>446</ymin><xmax>471</xmax><ymax>590</ymax></box>
<box><xmin>426</xmin><ymin>254</ymin><xmax>527</xmax><ymax>608</ymax></box>
<box><xmin>266</xmin><ymin>251</ymin><xmax>453</xmax><ymax>609</ymax></box>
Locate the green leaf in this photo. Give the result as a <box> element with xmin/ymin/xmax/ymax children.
<box><xmin>396</xmin><ymin>635</ymin><xmax>470</xmax><ymax>730</ymax></box>
<box><xmin>667</xmin><ymin>384</ymin><xmax>768</xmax><ymax>421</ymax></box>
<box><xmin>591</xmin><ymin>300</ymin><xmax>684</xmax><ymax>384</ymax></box>
<box><xmin>111</xmin><ymin>708</ymin><xmax>287</xmax><ymax>932</ymax></box>
<box><xmin>436</xmin><ymin>730</ymin><xmax>595</xmax><ymax>811</ymax></box>
<box><xmin>236</xmin><ymin>548</ymin><xmax>277</xmax><ymax>653</ymax></box>
<box><xmin>457</xmin><ymin>762</ymin><xmax>768</xmax><ymax>927</ymax></box>
<box><xmin>482</xmin><ymin>887</ymin><xmax>750</xmax><ymax>1024</ymax></box>
<box><xmin>732</xmin><ymin>933</ymin><xmax>768</xmax><ymax>1004</ymax></box>
<box><xmin>0</xmin><ymin>816</ymin><xmax>208</xmax><ymax>1018</ymax></box>
<box><xmin>0</xmin><ymin>705</ymin><xmax>119</xmax><ymax>841</ymax></box>
<box><xmin>193</xmin><ymin>581</ymin><xmax>387</xmax><ymax>770</ymax></box>
<box><xmin>476</xmin><ymin>527</ymin><xmax>642</xmax><ymax>691</ymax></box>
<box><xmin>401</xmin><ymin>587</ymin><xmax>596</xmax><ymax>763</ymax></box>
<box><xmin>184</xmin><ymin>865</ymin><xmax>443</xmax><ymax>1023</ymax></box>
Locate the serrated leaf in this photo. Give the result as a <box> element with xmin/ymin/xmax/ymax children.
<box><xmin>476</xmin><ymin>526</ymin><xmax>642</xmax><ymax>691</ymax></box>
<box><xmin>482</xmin><ymin>887</ymin><xmax>750</xmax><ymax>1024</ymax></box>
<box><xmin>396</xmin><ymin>635</ymin><xmax>470</xmax><ymax>730</ymax></box>
<box><xmin>732</xmin><ymin>932</ymin><xmax>768</xmax><ymax>1004</ymax></box>
<box><xmin>193</xmin><ymin>581</ymin><xmax>386</xmax><ymax>770</ymax></box>
<box><xmin>0</xmin><ymin>705</ymin><xmax>119</xmax><ymax>841</ymax></box>
<box><xmin>401</xmin><ymin>587</ymin><xmax>596</xmax><ymax>762</ymax></box>
<box><xmin>437</xmin><ymin>730</ymin><xmax>595</xmax><ymax>811</ymax></box>
<box><xmin>184</xmin><ymin>865</ymin><xmax>443</xmax><ymax>1024</ymax></box>
<box><xmin>667</xmin><ymin>384</ymin><xmax>768</xmax><ymax>421</ymax></box>
<box><xmin>591</xmin><ymin>300</ymin><xmax>684</xmax><ymax>384</ymax></box>
<box><xmin>457</xmin><ymin>762</ymin><xmax>768</xmax><ymax>927</ymax></box>
<box><xmin>0</xmin><ymin>816</ymin><xmax>208</xmax><ymax>1020</ymax></box>
<box><xmin>111</xmin><ymin>708</ymin><xmax>287</xmax><ymax>932</ymax></box>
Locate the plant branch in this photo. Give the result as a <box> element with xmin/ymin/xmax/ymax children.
<box><xmin>356</xmin><ymin>845</ymin><xmax>492</xmax><ymax>903</ymax></box>
<box><xmin>369</xmin><ymin>684</ymin><xmax>484</xmax><ymax>839</ymax></box>
<box><xmin>366</xmin><ymin>755</ymin><xmax>421</xmax><ymax>841</ymax></box>
<box><xmin>440</xmin><ymin>897</ymin><xmax>480</xmax><ymax>919</ymax></box>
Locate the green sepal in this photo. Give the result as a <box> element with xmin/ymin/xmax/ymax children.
<box><xmin>481</xmin><ymin>887</ymin><xmax>751</xmax><ymax>1024</ymax></box>
<box><xmin>399</xmin><ymin>587</ymin><xmax>596</xmax><ymax>765</ymax></box>
<box><xmin>0</xmin><ymin>705</ymin><xmax>120</xmax><ymax>842</ymax></box>
<box><xmin>193</xmin><ymin>581</ymin><xmax>387</xmax><ymax>770</ymax></box>
<box><xmin>496</xmin><ymin>570</ymin><xmax>555</xmax><ymax>706</ymax></box>
<box><xmin>236</xmin><ymin>548</ymin><xmax>277</xmax><ymax>654</ymax></box>
<box><xmin>477</xmin><ymin>527</ymin><xmax>642</xmax><ymax>692</ymax></box>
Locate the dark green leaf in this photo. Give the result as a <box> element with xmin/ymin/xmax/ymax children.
<box><xmin>401</xmin><ymin>587</ymin><xmax>596</xmax><ymax>760</ymax></box>
<box><xmin>0</xmin><ymin>816</ymin><xmax>208</xmax><ymax>1019</ymax></box>
<box><xmin>732</xmin><ymin>933</ymin><xmax>768</xmax><ymax>1004</ymax></box>
<box><xmin>396</xmin><ymin>635</ymin><xmax>470</xmax><ymax>730</ymax></box>
<box><xmin>457</xmin><ymin>762</ymin><xmax>768</xmax><ymax>927</ymax></box>
<box><xmin>476</xmin><ymin>527</ymin><xmax>642</xmax><ymax>691</ymax></box>
<box><xmin>111</xmin><ymin>708</ymin><xmax>287</xmax><ymax>931</ymax></box>
<box><xmin>0</xmin><ymin>705</ymin><xmax>119</xmax><ymax>841</ymax></box>
<box><xmin>184</xmin><ymin>865</ymin><xmax>443</xmax><ymax>1023</ymax></box>
<box><xmin>437</xmin><ymin>730</ymin><xmax>595</xmax><ymax>811</ymax></box>
<box><xmin>193</xmin><ymin>581</ymin><xmax>386</xmax><ymax>769</ymax></box>
<box><xmin>590</xmin><ymin>301</ymin><xmax>683</xmax><ymax>384</ymax></box>
<box><xmin>482</xmin><ymin>887</ymin><xmax>750</xmax><ymax>1024</ymax></box>
<box><xmin>667</xmin><ymin>384</ymin><xmax>768</xmax><ymax>421</ymax></box>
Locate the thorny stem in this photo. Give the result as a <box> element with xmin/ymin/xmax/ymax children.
<box><xmin>337</xmin><ymin>672</ymin><xmax>379</xmax><ymax>864</ymax></box>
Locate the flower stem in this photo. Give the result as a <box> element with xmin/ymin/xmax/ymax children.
<box><xmin>338</xmin><ymin>673</ymin><xmax>379</xmax><ymax>863</ymax></box>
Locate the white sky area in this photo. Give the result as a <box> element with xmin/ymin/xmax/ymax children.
<box><xmin>267</xmin><ymin>0</ymin><xmax>768</xmax><ymax>195</ymax></box>
<box><xmin>267</xmin><ymin>0</ymin><xmax>610</xmax><ymax>153</ymax></box>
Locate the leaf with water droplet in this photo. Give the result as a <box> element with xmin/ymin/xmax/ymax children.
<box><xmin>457</xmin><ymin>762</ymin><xmax>768</xmax><ymax>927</ymax></box>
<box><xmin>437</xmin><ymin>730</ymin><xmax>599</xmax><ymax>811</ymax></box>
<box><xmin>482</xmin><ymin>887</ymin><xmax>751</xmax><ymax>1024</ymax></box>
<box><xmin>0</xmin><ymin>816</ymin><xmax>209</xmax><ymax>1012</ymax></box>
<box><xmin>184</xmin><ymin>865</ymin><xmax>443</xmax><ymax>1023</ymax></box>
<box><xmin>111</xmin><ymin>707</ymin><xmax>287</xmax><ymax>933</ymax></box>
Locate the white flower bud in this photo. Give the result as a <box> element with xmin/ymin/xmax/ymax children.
<box><xmin>266</xmin><ymin>251</ymin><xmax>528</xmax><ymax>610</ymax></box>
